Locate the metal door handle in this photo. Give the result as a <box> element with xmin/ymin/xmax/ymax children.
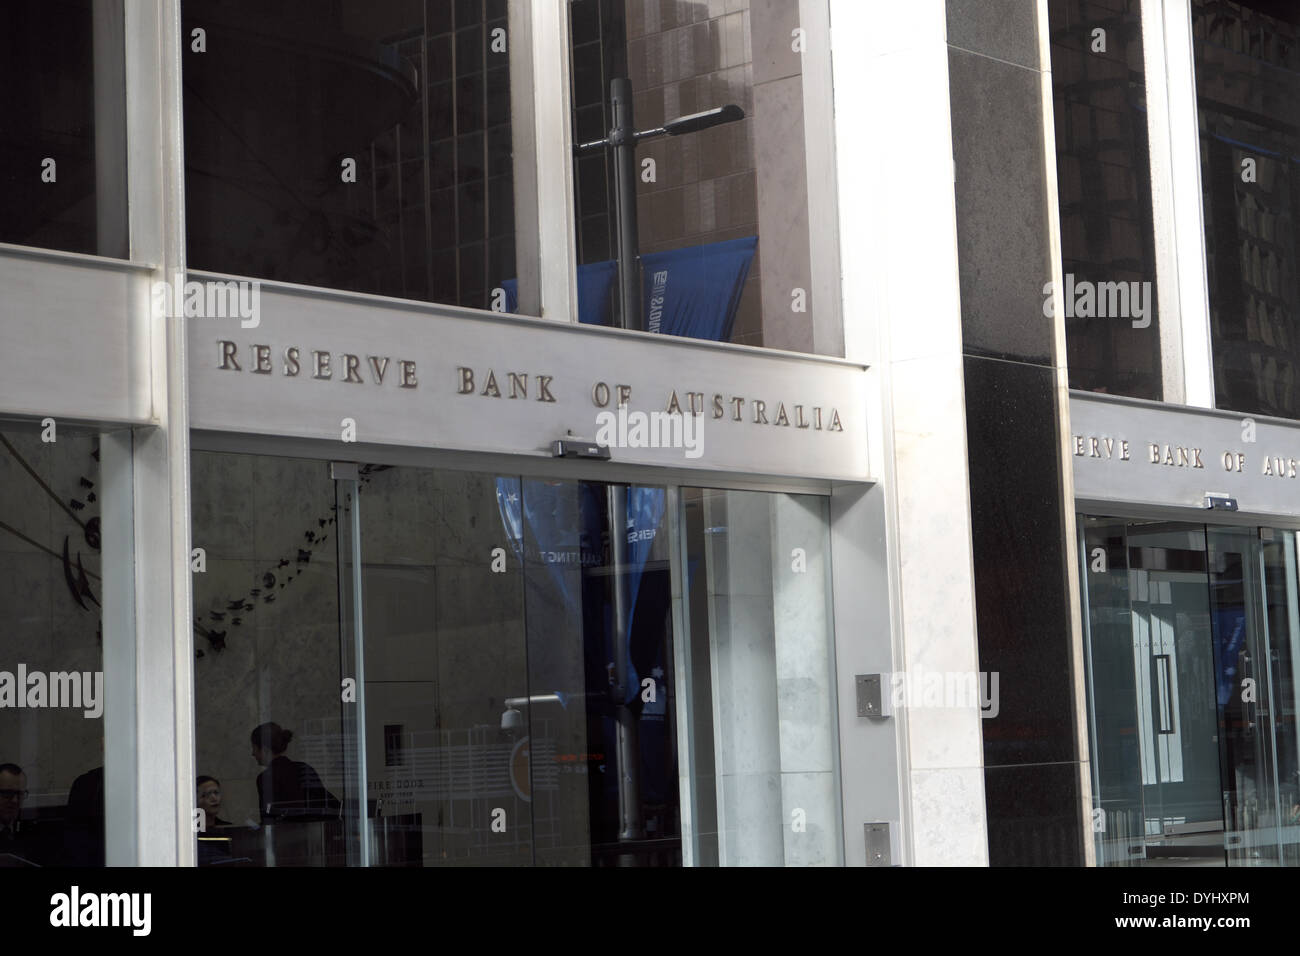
<box><xmin>1154</xmin><ymin>654</ymin><xmax>1174</xmax><ymax>735</ymax></box>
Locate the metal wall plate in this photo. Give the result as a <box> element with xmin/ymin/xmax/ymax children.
<box><xmin>864</xmin><ymin>822</ymin><xmax>893</xmax><ymax>867</ymax></box>
<box><xmin>856</xmin><ymin>673</ymin><xmax>883</xmax><ymax>718</ymax></box>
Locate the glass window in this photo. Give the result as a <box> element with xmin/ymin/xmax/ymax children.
<box><xmin>0</xmin><ymin>0</ymin><xmax>128</xmax><ymax>257</ymax></box>
<box><xmin>679</xmin><ymin>487</ymin><xmax>840</xmax><ymax>866</ymax></box>
<box><xmin>1080</xmin><ymin>516</ymin><xmax>1300</xmax><ymax>867</ymax></box>
<box><xmin>1193</xmin><ymin>0</ymin><xmax>1300</xmax><ymax>420</ymax></box>
<box><xmin>181</xmin><ymin>0</ymin><xmax>521</xmax><ymax>311</ymax></box>
<box><xmin>190</xmin><ymin>452</ymin><xmax>840</xmax><ymax>865</ymax></box>
<box><xmin>1049</xmin><ymin>0</ymin><xmax>1162</xmax><ymax>399</ymax></box>
<box><xmin>190</xmin><ymin>452</ymin><xmax>353</xmax><ymax>865</ymax></box>
<box><xmin>566</xmin><ymin>0</ymin><xmax>835</xmax><ymax>353</ymax></box>
<box><xmin>0</xmin><ymin>426</ymin><xmax>107</xmax><ymax>866</ymax></box>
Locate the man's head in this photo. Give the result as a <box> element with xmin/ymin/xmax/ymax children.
<box><xmin>0</xmin><ymin>763</ymin><xmax>27</xmax><ymax>827</ymax></box>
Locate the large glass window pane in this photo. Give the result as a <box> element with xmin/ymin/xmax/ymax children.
<box><xmin>566</xmin><ymin>0</ymin><xmax>835</xmax><ymax>354</ymax></box>
<box><xmin>1079</xmin><ymin>517</ymin><xmax>1144</xmax><ymax>866</ymax></box>
<box><xmin>1049</xmin><ymin>0</ymin><xmax>1162</xmax><ymax>399</ymax></box>
<box><xmin>1080</xmin><ymin>519</ymin><xmax>1223</xmax><ymax>866</ymax></box>
<box><xmin>0</xmin><ymin>427</ymin><xmax>107</xmax><ymax>866</ymax></box>
<box><xmin>1081</xmin><ymin>517</ymin><xmax>1300</xmax><ymax>867</ymax></box>
<box><xmin>182</xmin><ymin>0</ymin><xmax>520</xmax><ymax>311</ymax></box>
<box><xmin>1193</xmin><ymin>0</ymin><xmax>1300</xmax><ymax>420</ymax></box>
<box><xmin>352</xmin><ymin>464</ymin><xmax>531</xmax><ymax>866</ymax></box>
<box><xmin>1209</xmin><ymin>525</ymin><xmax>1283</xmax><ymax>865</ymax></box>
<box><xmin>191</xmin><ymin>452</ymin><xmax>838</xmax><ymax>866</ymax></box>
<box><xmin>1262</xmin><ymin>529</ymin><xmax>1300</xmax><ymax>864</ymax></box>
<box><xmin>680</xmin><ymin>487</ymin><xmax>840</xmax><ymax>866</ymax></box>
<box><xmin>0</xmin><ymin>0</ymin><xmax>127</xmax><ymax>257</ymax></box>
<box><xmin>191</xmin><ymin>452</ymin><xmax>357</xmax><ymax>866</ymax></box>
<box><xmin>354</xmin><ymin>469</ymin><xmax>679</xmax><ymax>866</ymax></box>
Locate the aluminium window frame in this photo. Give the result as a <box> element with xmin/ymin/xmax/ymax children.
<box><xmin>1140</xmin><ymin>0</ymin><xmax>1216</xmax><ymax>408</ymax></box>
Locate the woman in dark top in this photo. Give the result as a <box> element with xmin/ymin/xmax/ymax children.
<box><xmin>249</xmin><ymin>723</ymin><xmax>340</xmax><ymax>821</ymax></box>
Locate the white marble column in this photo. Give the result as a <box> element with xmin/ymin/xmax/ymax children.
<box><xmin>829</xmin><ymin>0</ymin><xmax>989</xmax><ymax>866</ymax></box>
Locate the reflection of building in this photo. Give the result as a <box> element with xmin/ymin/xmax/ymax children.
<box><xmin>1196</xmin><ymin>0</ymin><xmax>1300</xmax><ymax>418</ymax></box>
<box><xmin>5</xmin><ymin>0</ymin><xmax>1300</xmax><ymax>878</ymax></box>
<box><xmin>570</xmin><ymin>0</ymin><xmax>820</xmax><ymax>350</ymax></box>
<box><xmin>182</xmin><ymin>0</ymin><xmax>516</xmax><ymax>309</ymax></box>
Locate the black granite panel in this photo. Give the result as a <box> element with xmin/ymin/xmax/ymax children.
<box><xmin>984</xmin><ymin>762</ymin><xmax>1085</xmax><ymax>866</ymax></box>
<box><xmin>965</xmin><ymin>356</ymin><xmax>1079</xmax><ymax>766</ymax></box>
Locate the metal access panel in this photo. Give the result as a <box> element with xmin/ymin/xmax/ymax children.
<box><xmin>856</xmin><ymin>673</ymin><xmax>885</xmax><ymax>717</ymax></box>
<box><xmin>864</xmin><ymin>822</ymin><xmax>894</xmax><ymax>867</ymax></box>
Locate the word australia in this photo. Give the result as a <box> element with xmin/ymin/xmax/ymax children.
<box><xmin>217</xmin><ymin>341</ymin><xmax>418</xmax><ymax>387</ymax></box>
<box><xmin>665</xmin><ymin>391</ymin><xmax>843</xmax><ymax>431</ymax></box>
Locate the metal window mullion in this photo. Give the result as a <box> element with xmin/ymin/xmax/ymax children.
<box><xmin>529</xmin><ymin>0</ymin><xmax>579</xmax><ymax>322</ymax></box>
<box><xmin>666</xmin><ymin>487</ymin><xmax>699</xmax><ymax>866</ymax></box>
<box><xmin>1163</xmin><ymin>0</ymin><xmax>1215</xmax><ymax>408</ymax></box>
<box><xmin>1141</xmin><ymin>0</ymin><xmax>1215</xmax><ymax>408</ymax></box>
<box><xmin>508</xmin><ymin>0</ymin><xmax>542</xmax><ymax>316</ymax></box>
<box><xmin>799</xmin><ymin>0</ymin><xmax>844</xmax><ymax>357</ymax></box>
<box><xmin>120</xmin><ymin>0</ymin><xmax>194</xmax><ymax>866</ymax></box>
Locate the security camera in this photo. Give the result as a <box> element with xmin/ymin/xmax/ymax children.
<box><xmin>1205</xmin><ymin>493</ymin><xmax>1238</xmax><ymax>511</ymax></box>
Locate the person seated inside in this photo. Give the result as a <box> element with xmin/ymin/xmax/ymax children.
<box><xmin>249</xmin><ymin>723</ymin><xmax>340</xmax><ymax>822</ymax></box>
<box><xmin>0</xmin><ymin>763</ymin><xmax>43</xmax><ymax>866</ymax></box>
<box><xmin>196</xmin><ymin>775</ymin><xmax>232</xmax><ymax>830</ymax></box>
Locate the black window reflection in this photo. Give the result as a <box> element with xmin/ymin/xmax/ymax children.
<box><xmin>1049</xmin><ymin>0</ymin><xmax>1162</xmax><ymax>400</ymax></box>
<box><xmin>1194</xmin><ymin>0</ymin><xmax>1300</xmax><ymax>420</ymax></box>
<box><xmin>182</xmin><ymin>0</ymin><xmax>515</xmax><ymax>311</ymax></box>
<box><xmin>0</xmin><ymin>0</ymin><xmax>127</xmax><ymax>257</ymax></box>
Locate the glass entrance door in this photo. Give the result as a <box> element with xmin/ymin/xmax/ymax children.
<box><xmin>190</xmin><ymin>451</ymin><xmax>843</xmax><ymax>866</ymax></box>
<box><xmin>1082</xmin><ymin>517</ymin><xmax>1300</xmax><ymax>867</ymax></box>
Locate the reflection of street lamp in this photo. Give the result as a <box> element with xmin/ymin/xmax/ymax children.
<box><xmin>576</xmin><ymin>78</ymin><xmax>745</xmax><ymax>332</ymax></box>
<box><xmin>576</xmin><ymin>80</ymin><xmax>741</xmax><ymax>858</ymax></box>
<box><xmin>500</xmin><ymin>694</ymin><xmax>564</xmax><ymax>733</ymax></box>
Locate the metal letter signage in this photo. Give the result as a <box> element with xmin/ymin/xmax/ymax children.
<box><xmin>1070</xmin><ymin>394</ymin><xmax>1300</xmax><ymax>519</ymax></box>
<box><xmin>188</xmin><ymin>282</ymin><xmax>870</xmax><ymax>482</ymax></box>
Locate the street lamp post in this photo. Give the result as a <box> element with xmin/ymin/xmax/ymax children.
<box><xmin>576</xmin><ymin>77</ymin><xmax>745</xmax><ymax>333</ymax></box>
<box><xmin>576</xmin><ymin>78</ymin><xmax>744</xmax><ymax>857</ymax></box>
